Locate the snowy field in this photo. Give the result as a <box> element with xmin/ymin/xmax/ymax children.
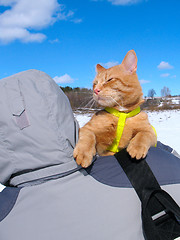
<box><xmin>0</xmin><ymin>109</ymin><xmax>180</xmax><ymax>192</ymax></box>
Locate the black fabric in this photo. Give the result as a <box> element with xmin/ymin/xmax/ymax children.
<box><xmin>0</xmin><ymin>187</ymin><xmax>21</xmax><ymax>222</ymax></box>
<box><xmin>115</xmin><ymin>149</ymin><xmax>180</xmax><ymax>240</ymax></box>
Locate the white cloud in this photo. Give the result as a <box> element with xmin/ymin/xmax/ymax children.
<box><xmin>57</xmin><ymin>9</ymin><xmax>82</xmax><ymax>23</ymax></box>
<box><xmin>160</xmin><ymin>73</ymin><xmax>170</xmax><ymax>78</ymax></box>
<box><xmin>57</xmin><ymin>9</ymin><xmax>74</xmax><ymax>21</ymax></box>
<box><xmin>157</xmin><ymin>61</ymin><xmax>174</xmax><ymax>70</ymax></box>
<box><xmin>92</xmin><ymin>0</ymin><xmax>145</xmax><ymax>5</ymax></box>
<box><xmin>0</xmin><ymin>0</ymin><xmax>17</xmax><ymax>6</ymax></box>
<box><xmin>101</xmin><ymin>61</ymin><xmax>119</xmax><ymax>68</ymax></box>
<box><xmin>49</xmin><ymin>38</ymin><xmax>60</xmax><ymax>44</ymax></box>
<box><xmin>107</xmin><ymin>0</ymin><xmax>143</xmax><ymax>5</ymax></box>
<box><xmin>0</xmin><ymin>0</ymin><xmax>81</xmax><ymax>44</ymax></box>
<box><xmin>0</xmin><ymin>27</ymin><xmax>46</xmax><ymax>43</ymax></box>
<box><xmin>53</xmin><ymin>74</ymin><xmax>74</xmax><ymax>84</ymax></box>
<box><xmin>71</xmin><ymin>18</ymin><xmax>83</xmax><ymax>24</ymax></box>
<box><xmin>139</xmin><ymin>79</ymin><xmax>150</xmax><ymax>84</ymax></box>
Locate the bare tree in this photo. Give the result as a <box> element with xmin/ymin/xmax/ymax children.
<box><xmin>161</xmin><ymin>86</ymin><xmax>171</xmax><ymax>97</ymax></box>
<box><xmin>148</xmin><ymin>89</ymin><xmax>156</xmax><ymax>99</ymax></box>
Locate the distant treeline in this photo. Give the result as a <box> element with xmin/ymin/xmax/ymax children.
<box><xmin>60</xmin><ymin>86</ymin><xmax>180</xmax><ymax>111</ymax></box>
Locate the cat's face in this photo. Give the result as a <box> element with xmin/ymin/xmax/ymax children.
<box><xmin>93</xmin><ymin>50</ymin><xmax>144</xmax><ymax>111</ymax></box>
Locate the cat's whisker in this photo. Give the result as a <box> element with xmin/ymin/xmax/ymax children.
<box><xmin>108</xmin><ymin>96</ymin><xmax>128</xmax><ymax>111</ymax></box>
<box><xmin>83</xmin><ymin>98</ymin><xmax>94</xmax><ymax>109</ymax></box>
<box><xmin>109</xmin><ymin>96</ymin><xmax>121</xmax><ymax>108</ymax></box>
<box><xmin>94</xmin><ymin>92</ymin><xmax>128</xmax><ymax>110</ymax></box>
<box><xmin>81</xmin><ymin>97</ymin><xmax>96</xmax><ymax>111</ymax></box>
<box><xmin>95</xmin><ymin>93</ymin><xmax>123</xmax><ymax>108</ymax></box>
<box><xmin>78</xmin><ymin>97</ymin><xmax>94</xmax><ymax>109</ymax></box>
<box><xmin>89</xmin><ymin>99</ymin><xmax>96</xmax><ymax>110</ymax></box>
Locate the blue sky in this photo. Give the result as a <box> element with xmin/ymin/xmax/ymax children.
<box><xmin>0</xmin><ymin>0</ymin><xmax>180</xmax><ymax>97</ymax></box>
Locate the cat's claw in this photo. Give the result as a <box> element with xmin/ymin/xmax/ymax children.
<box><xmin>73</xmin><ymin>144</ymin><xmax>95</xmax><ymax>168</ymax></box>
<box><xmin>127</xmin><ymin>143</ymin><xmax>148</xmax><ymax>160</ymax></box>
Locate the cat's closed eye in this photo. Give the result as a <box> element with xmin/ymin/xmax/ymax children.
<box><xmin>106</xmin><ymin>78</ymin><xmax>113</xmax><ymax>82</ymax></box>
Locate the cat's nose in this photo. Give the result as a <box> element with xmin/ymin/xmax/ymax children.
<box><xmin>94</xmin><ymin>88</ymin><xmax>101</xmax><ymax>95</ymax></box>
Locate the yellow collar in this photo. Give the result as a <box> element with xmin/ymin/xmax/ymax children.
<box><xmin>105</xmin><ymin>106</ymin><xmax>141</xmax><ymax>153</ymax></box>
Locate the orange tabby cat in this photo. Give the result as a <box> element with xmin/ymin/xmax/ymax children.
<box><xmin>73</xmin><ymin>50</ymin><xmax>157</xmax><ymax>168</ymax></box>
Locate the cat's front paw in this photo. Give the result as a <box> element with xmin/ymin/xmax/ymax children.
<box><xmin>127</xmin><ymin>142</ymin><xmax>148</xmax><ymax>160</ymax></box>
<box><xmin>73</xmin><ymin>143</ymin><xmax>96</xmax><ymax>168</ymax></box>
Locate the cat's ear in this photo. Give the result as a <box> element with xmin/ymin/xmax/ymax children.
<box><xmin>121</xmin><ymin>50</ymin><xmax>137</xmax><ymax>74</ymax></box>
<box><xmin>96</xmin><ymin>64</ymin><xmax>105</xmax><ymax>73</ymax></box>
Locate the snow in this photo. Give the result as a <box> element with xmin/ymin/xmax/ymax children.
<box><xmin>0</xmin><ymin>185</ymin><xmax>5</xmax><ymax>191</ymax></box>
<box><xmin>172</xmin><ymin>99</ymin><xmax>180</xmax><ymax>104</ymax></box>
<box><xmin>0</xmin><ymin>109</ymin><xmax>180</xmax><ymax>192</ymax></box>
<box><xmin>147</xmin><ymin>110</ymin><xmax>180</xmax><ymax>153</ymax></box>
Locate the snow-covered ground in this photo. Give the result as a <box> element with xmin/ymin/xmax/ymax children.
<box><xmin>0</xmin><ymin>109</ymin><xmax>180</xmax><ymax>192</ymax></box>
<box><xmin>146</xmin><ymin>110</ymin><xmax>180</xmax><ymax>153</ymax></box>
